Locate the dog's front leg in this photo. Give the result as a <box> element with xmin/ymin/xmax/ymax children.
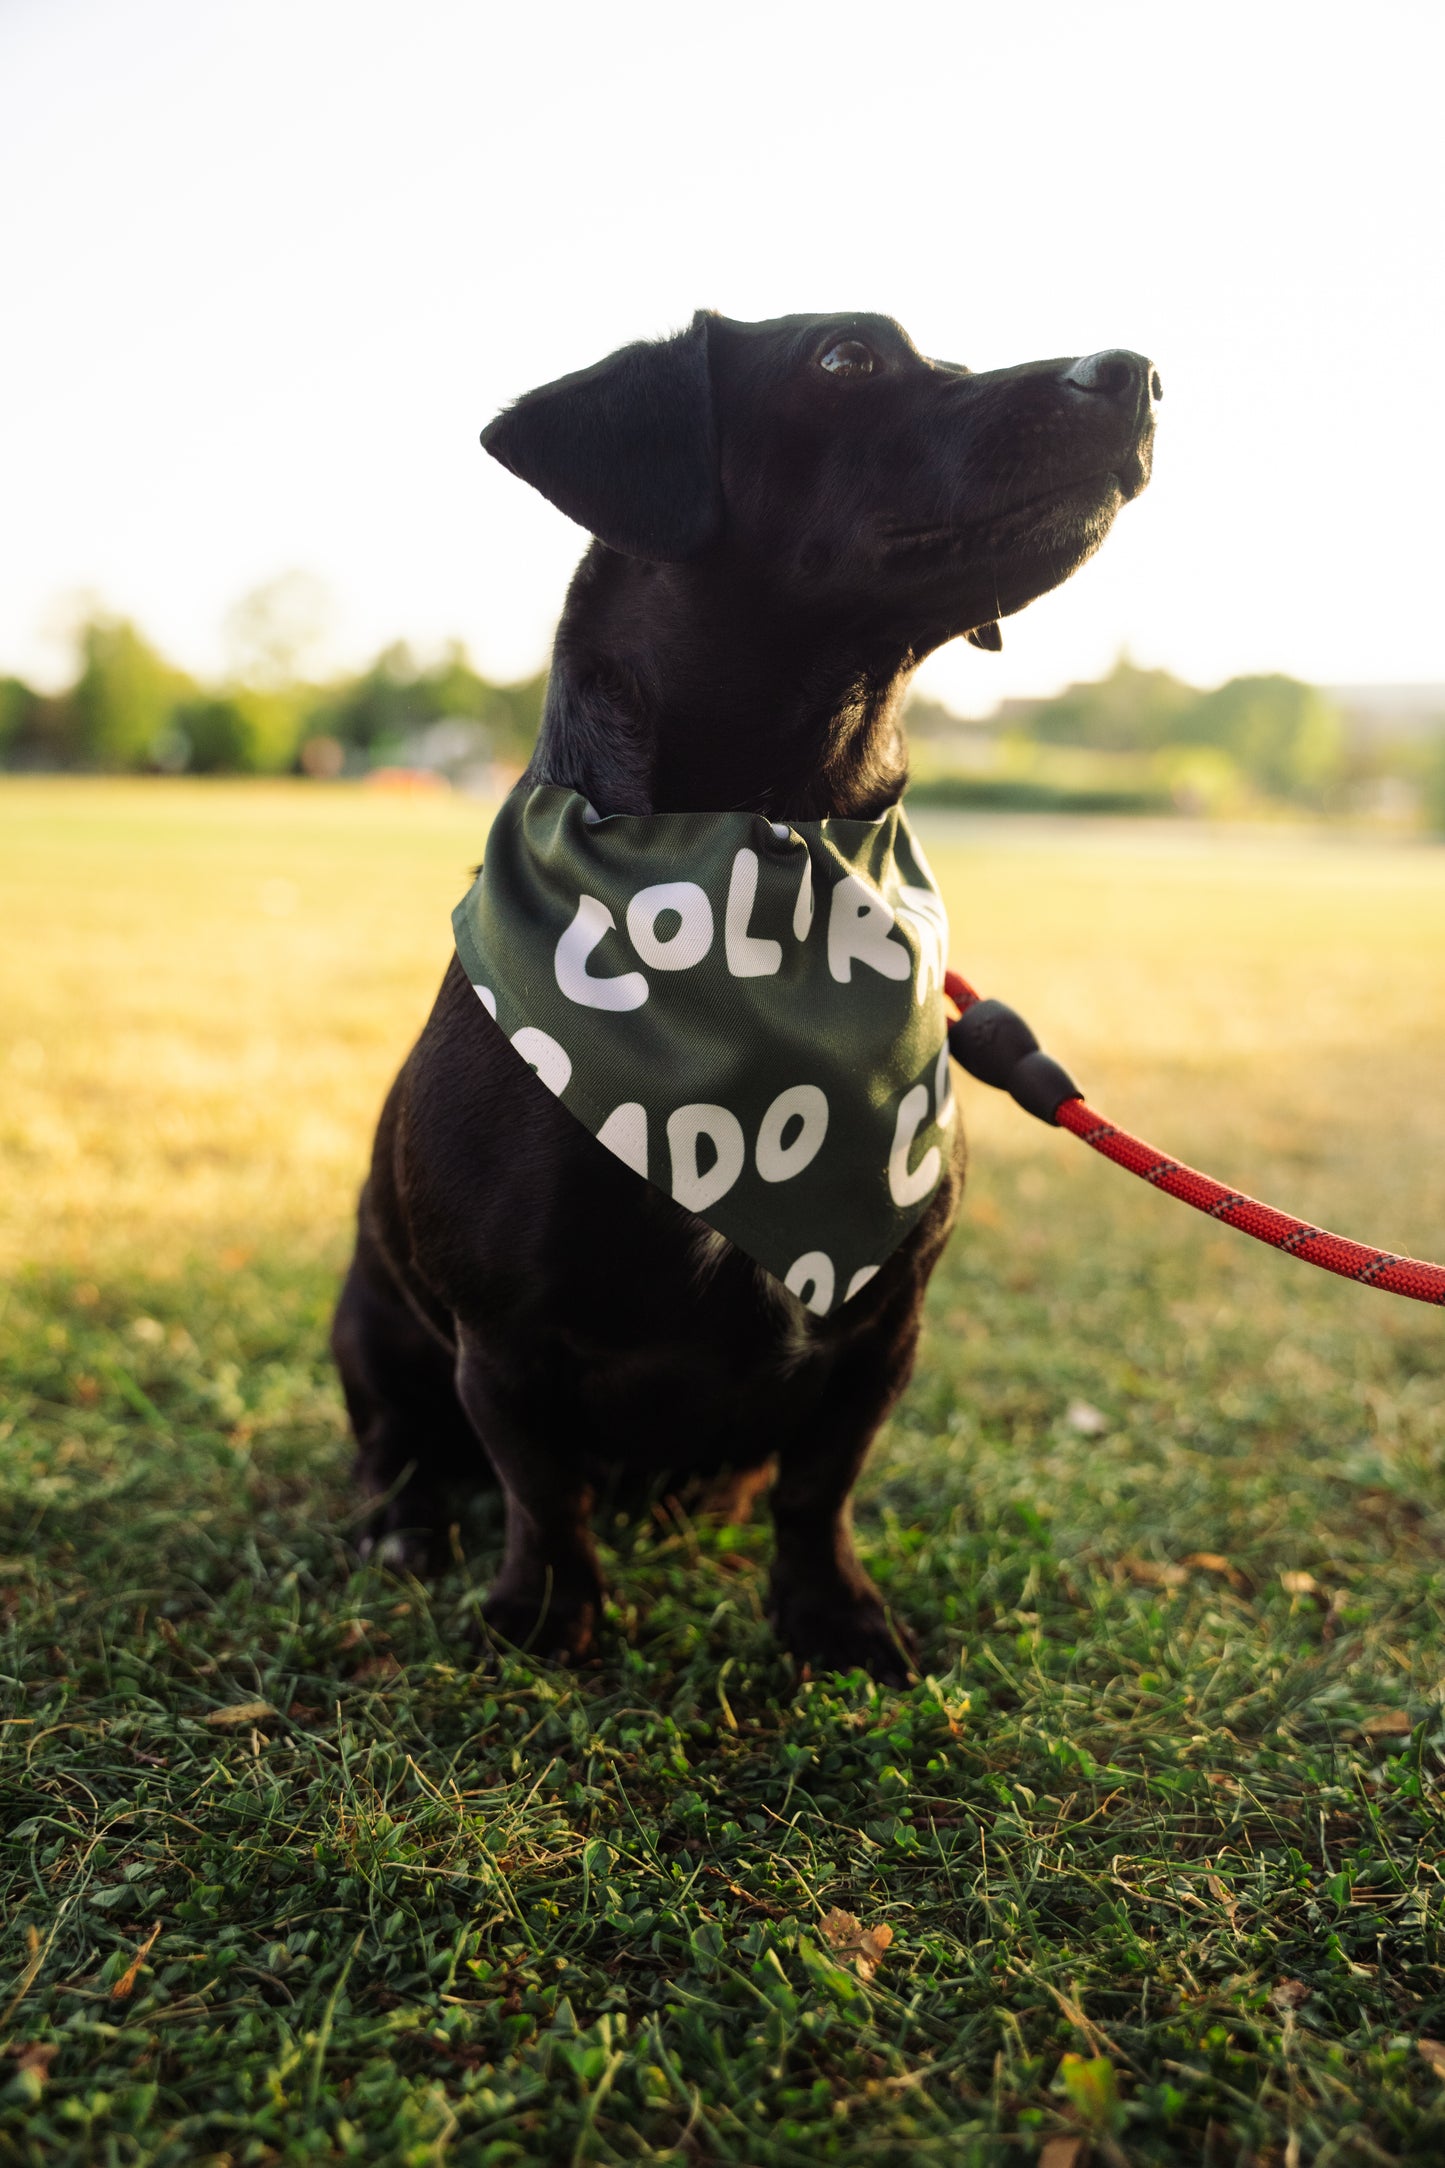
<box><xmin>767</xmin><ymin>1316</ymin><xmax>922</xmax><ymax>1688</ymax></box>
<box><xmin>455</xmin><ymin>1332</ymin><xmax>603</xmax><ymax>1661</ymax></box>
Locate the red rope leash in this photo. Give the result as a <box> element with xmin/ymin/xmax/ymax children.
<box><xmin>943</xmin><ymin>969</ymin><xmax>1445</xmax><ymax>1310</ymax></box>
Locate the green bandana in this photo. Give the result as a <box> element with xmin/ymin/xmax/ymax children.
<box><xmin>451</xmin><ymin>785</ymin><xmax>953</xmax><ymax>1315</ymax></box>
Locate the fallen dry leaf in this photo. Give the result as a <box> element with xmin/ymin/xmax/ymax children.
<box><xmin>1039</xmin><ymin>2138</ymin><xmax>1089</xmax><ymax>2168</ymax></box>
<box><xmin>203</xmin><ymin>1700</ymin><xmax>277</xmax><ymax>1727</ymax></box>
<box><xmin>1122</xmin><ymin>1558</ymin><xmax>1188</xmax><ymax>1589</ymax></box>
<box><xmin>1182</xmin><ymin>1551</ymin><xmax>1250</xmax><ymax>1593</ymax></box>
<box><xmin>1205</xmin><ymin>1873</ymin><xmax>1239</xmax><ymax>1925</ymax></box>
<box><xmin>110</xmin><ymin>1919</ymin><xmax>162</xmax><ymax>2001</ymax></box>
<box><xmin>351</xmin><ymin>1653</ymin><xmax>402</xmax><ymax>1684</ymax></box>
<box><xmin>1361</xmin><ymin>1710</ymin><xmax>1413</xmax><ymax>1738</ymax></box>
<box><xmin>1418</xmin><ymin>2038</ymin><xmax>1445</xmax><ymax>2079</ymax></box>
<box><xmin>818</xmin><ymin>1906</ymin><xmax>894</xmax><ymax>1981</ymax></box>
<box><xmin>1280</xmin><ymin>1570</ymin><xmax>1321</xmax><ymax>1597</ymax></box>
<box><xmin>1271</xmin><ymin>1977</ymin><xmax>1311</xmax><ymax>2010</ymax></box>
<box><xmin>703</xmin><ymin>1865</ymin><xmax>785</xmax><ymax>1918</ymax></box>
<box><xmin>10</xmin><ymin>2042</ymin><xmax>59</xmax><ymax>2085</ymax></box>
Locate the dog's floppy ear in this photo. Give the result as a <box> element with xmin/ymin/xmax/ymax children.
<box><xmin>480</xmin><ymin>312</ymin><xmax>721</xmax><ymax>561</ymax></box>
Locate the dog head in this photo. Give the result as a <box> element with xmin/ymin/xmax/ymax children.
<box><xmin>481</xmin><ymin>309</ymin><xmax>1158</xmax><ymax>659</ymax></box>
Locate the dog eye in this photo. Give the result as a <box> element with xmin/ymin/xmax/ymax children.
<box><xmin>819</xmin><ymin>340</ymin><xmax>875</xmax><ymax>378</ymax></box>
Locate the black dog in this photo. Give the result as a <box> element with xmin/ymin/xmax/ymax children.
<box><xmin>332</xmin><ymin>310</ymin><xmax>1158</xmax><ymax>1681</ymax></box>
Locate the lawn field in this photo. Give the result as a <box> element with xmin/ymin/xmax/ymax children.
<box><xmin>4</xmin><ymin>778</ymin><xmax>1445</xmax><ymax>2166</ymax></box>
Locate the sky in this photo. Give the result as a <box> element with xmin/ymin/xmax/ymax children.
<box><xmin>2</xmin><ymin>0</ymin><xmax>1442</xmax><ymax>715</ymax></box>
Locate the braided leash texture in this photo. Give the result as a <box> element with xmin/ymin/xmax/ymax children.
<box><xmin>1053</xmin><ymin>1096</ymin><xmax>1445</xmax><ymax>1307</ymax></box>
<box><xmin>943</xmin><ymin>969</ymin><xmax>1445</xmax><ymax>1311</ymax></box>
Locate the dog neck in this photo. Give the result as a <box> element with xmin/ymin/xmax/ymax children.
<box><xmin>526</xmin><ymin>544</ymin><xmax>915</xmax><ymax>822</ymax></box>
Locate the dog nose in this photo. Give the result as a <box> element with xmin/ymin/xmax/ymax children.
<box><xmin>1065</xmin><ymin>350</ymin><xmax>1162</xmax><ymax>410</ymax></box>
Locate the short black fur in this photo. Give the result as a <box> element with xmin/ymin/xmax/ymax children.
<box><xmin>334</xmin><ymin>309</ymin><xmax>1158</xmax><ymax>1681</ymax></box>
<box><xmin>480</xmin><ymin>313</ymin><xmax>722</xmax><ymax>562</ymax></box>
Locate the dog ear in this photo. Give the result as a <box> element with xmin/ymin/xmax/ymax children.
<box><xmin>480</xmin><ymin>313</ymin><xmax>721</xmax><ymax>561</ymax></box>
<box><xmin>965</xmin><ymin>622</ymin><xmax>1003</xmax><ymax>652</ymax></box>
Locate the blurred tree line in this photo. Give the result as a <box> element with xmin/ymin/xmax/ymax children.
<box><xmin>909</xmin><ymin>657</ymin><xmax>1445</xmax><ymax>824</ymax></box>
<box><xmin>0</xmin><ymin>587</ymin><xmax>546</xmax><ymax>782</ymax></box>
<box><xmin>5</xmin><ymin>605</ymin><xmax>1444</xmax><ymax>826</ymax></box>
<box><xmin>1024</xmin><ymin>658</ymin><xmax>1344</xmax><ymax>803</ymax></box>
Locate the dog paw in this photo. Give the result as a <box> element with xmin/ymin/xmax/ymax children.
<box><xmin>475</xmin><ymin>1586</ymin><xmax>599</xmax><ymax>1665</ymax></box>
<box><xmin>768</xmin><ymin>1580</ymin><xmax>918</xmax><ymax>1688</ymax></box>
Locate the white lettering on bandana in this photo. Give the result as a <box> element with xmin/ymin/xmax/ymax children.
<box><xmin>452</xmin><ymin>786</ymin><xmax>953</xmax><ymax>1314</ymax></box>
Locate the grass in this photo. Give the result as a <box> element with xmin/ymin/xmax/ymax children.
<box><xmin>4</xmin><ymin>778</ymin><xmax>1445</xmax><ymax>2165</ymax></box>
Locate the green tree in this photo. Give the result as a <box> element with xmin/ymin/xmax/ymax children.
<box><xmin>0</xmin><ymin>676</ymin><xmax>41</xmax><ymax>760</ymax></box>
<box><xmin>167</xmin><ymin>690</ymin><xmax>306</xmax><ymax>774</ymax></box>
<box><xmin>1023</xmin><ymin>658</ymin><xmax>1346</xmax><ymax>806</ymax></box>
<box><xmin>304</xmin><ymin>642</ymin><xmax>425</xmax><ymax>754</ymax></box>
<box><xmin>490</xmin><ymin>668</ymin><xmax>548</xmax><ymax>763</ymax></box>
<box><xmin>303</xmin><ymin>642</ymin><xmax>547</xmax><ymax>766</ymax></box>
<box><xmin>0</xmin><ymin>603</ymin><xmax>551</xmax><ymax>777</ymax></box>
<box><xmin>1425</xmin><ymin>734</ymin><xmax>1445</xmax><ymax>834</ymax></box>
<box><xmin>169</xmin><ymin>697</ymin><xmax>251</xmax><ymax>772</ymax></box>
<box><xmin>0</xmin><ymin>677</ymin><xmax>89</xmax><ymax>767</ymax></box>
<box><xmin>1190</xmin><ymin>674</ymin><xmax>1344</xmax><ymax>803</ymax></box>
<box><xmin>70</xmin><ymin>615</ymin><xmax>195</xmax><ymax>769</ymax></box>
<box><xmin>1029</xmin><ymin>655</ymin><xmax>1199</xmax><ymax>751</ymax></box>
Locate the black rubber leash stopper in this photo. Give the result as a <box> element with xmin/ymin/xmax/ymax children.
<box><xmin>1009</xmin><ymin>1049</ymin><xmax>1083</xmax><ymax>1125</ymax></box>
<box><xmin>946</xmin><ymin>997</ymin><xmax>1081</xmax><ymax>1126</ymax></box>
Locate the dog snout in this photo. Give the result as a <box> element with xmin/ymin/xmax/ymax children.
<box><xmin>1064</xmin><ymin>349</ymin><xmax>1161</xmax><ymax>416</ymax></box>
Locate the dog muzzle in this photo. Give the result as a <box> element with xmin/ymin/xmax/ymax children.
<box><xmin>452</xmin><ymin>785</ymin><xmax>953</xmax><ymax>1315</ymax></box>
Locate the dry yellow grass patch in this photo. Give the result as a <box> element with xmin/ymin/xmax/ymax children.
<box><xmin>3</xmin><ymin>779</ymin><xmax>1445</xmax><ymax>1297</ymax></box>
<box><xmin>1</xmin><ymin>778</ymin><xmax>491</xmax><ymax>1277</ymax></box>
